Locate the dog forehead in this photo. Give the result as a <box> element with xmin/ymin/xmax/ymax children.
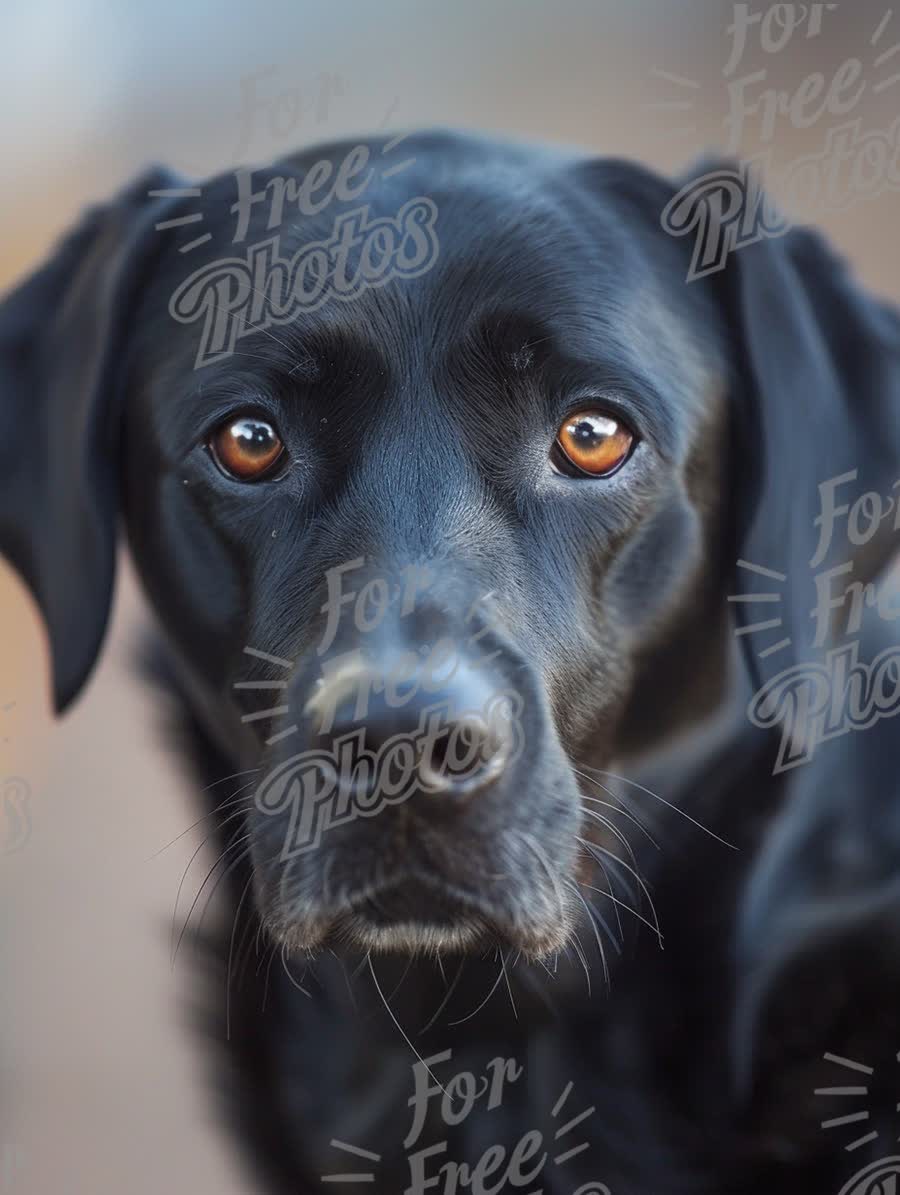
<box><xmin>135</xmin><ymin>139</ymin><xmax>717</xmax><ymax>426</ymax></box>
<box><xmin>170</xmin><ymin>134</ymin><xmax>624</xmax><ymax>290</ymax></box>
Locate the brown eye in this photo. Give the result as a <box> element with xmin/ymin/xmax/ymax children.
<box><xmin>554</xmin><ymin>409</ymin><xmax>634</xmax><ymax>477</ymax></box>
<box><xmin>209</xmin><ymin>415</ymin><xmax>285</xmax><ymax>481</ymax></box>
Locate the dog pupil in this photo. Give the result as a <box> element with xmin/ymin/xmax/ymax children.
<box><xmin>573</xmin><ymin>421</ymin><xmax>600</xmax><ymax>443</ymax></box>
<box><xmin>235</xmin><ymin>420</ymin><xmax>273</xmax><ymax>455</ymax></box>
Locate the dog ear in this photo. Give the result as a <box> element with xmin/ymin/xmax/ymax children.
<box><xmin>666</xmin><ymin>159</ymin><xmax>900</xmax><ymax>698</ymax></box>
<box><xmin>582</xmin><ymin>155</ymin><xmax>900</xmax><ymax>696</ymax></box>
<box><xmin>664</xmin><ymin>163</ymin><xmax>900</xmax><ymax>1117</ymax></box>
<box><xmin>0</xmin><ymin>169</ymin><xmax>185</xmax><ymax>711</ymax></box>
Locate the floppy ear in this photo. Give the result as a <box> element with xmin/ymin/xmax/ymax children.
<box><xmin>667</xmin><ymin>160</ymin><xmax>900</xmax><ymax>693</ymax></box>
<box><xmin>667</xmin><ymin>164</ymin><xmax>900</xmax><ymax>1115</ymax></box>
<box><xmin>0</xmin><ymin>169</ymin><xmax>184</xmax><ymax>711</ymax></box>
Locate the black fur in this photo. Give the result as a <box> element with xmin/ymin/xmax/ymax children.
<box><xmin>4</xmin><ymin>131</ymin><xmax>900</xmax><ymax>1193</ymax></box>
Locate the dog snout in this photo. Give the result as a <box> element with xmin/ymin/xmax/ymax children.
<box><xmin>302</xmin><ymin>647</ymin><xmax>517</xmax><ymax>807</ymax></box>
<box><xmin>249</xmin><ymin>605</ymin><xmax>580</xmax><ymax>955</ymax></box>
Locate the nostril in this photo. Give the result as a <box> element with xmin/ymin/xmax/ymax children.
<box><xmin>422</xmin><ymin>728</ymin><xmax>456</xmax><ymax>779</ymax></box>
<box><xmin>417</xmin><ymin>715</ymin><xmax>510</xmax><ymax>798</ymax></box>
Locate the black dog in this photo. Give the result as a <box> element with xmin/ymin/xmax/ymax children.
<box><xmin>4</xmin><ymin>131</ymin><xmax>900</xmax><ymax>1194</ymax></box>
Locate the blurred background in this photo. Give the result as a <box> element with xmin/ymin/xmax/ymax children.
<box><xmin>1</xmin><ymin>1</ymin><xmax>898</xmax><ymax>1191</ymax></box>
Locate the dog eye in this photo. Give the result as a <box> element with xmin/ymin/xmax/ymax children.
<box><xmin>209</xmin><ymin>415</ymin><xmax>285</xmax><ymax>481</ymax></box>
<box><xmin>554</xmin><ymin>409</ymin><xmax>634</xmax><ymax>478</ymax></box>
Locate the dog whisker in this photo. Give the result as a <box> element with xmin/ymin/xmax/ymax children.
<box><xmin>512</xmin><ymin>962</ymin><xmax>560</xmax><ymax>1018</ymax></box>
<box><xmin>593</xmin><ymin>850</ymin><xmax>641</xmax><ymax>909</ymax></box>
<box><xmin>367</xmin><ymin>954</ymin><xmax>448</xmax><ymax>1095</ymax></box>
<box><xmin>565</xmin><ymin>879</ymin><xmax>611</xmax><ymax>989</ymax></box>
<box><xmin>332</xmin><ymin>950</ymin><xmax>361</xmax><ymax>1013</ymax></box>
<box><xmin>260</xmin><ymin>942</ymin><xmax>278</xmax><ymax>1014</ymax></box>
<box><xmin>568</xmin><ymin>931</ymin><xmax>593</xmax><ymax>997</ymax></box>
<box><xmin>200</xmin><ymin>767</ymin><xmax>262</xmax><ymax>794</ymax></box>
<box><xmin>419</xmin><ymin>957</ymin><xmax>466</xmax><ymax>1035</ymax></box>
<box><xmin>171</xmin><ymin>831</ymin><xmax>253</xmax><ymax>968</ymax></box>
<box><xmin>383</xmin><ymin>955</ymin><xmax>416</xmax><ymax>1006</ymax></box>
<box><xmin>580</xmin><ymin>881</ymin><xmax>664</xmax><ymax>944</ymax></box>
<box><xmin>583</xmin><ymin>766</ymin><xmax>738</xmax><ymax>850</ymax></box>
<box><xmin>233</xmin><ymin>904</ymin><xmax>263</xmax><ymax>994</ymax></box>
<box><xmin>149</xmin><ymin>781</ymin><xmax>255</xmax><ymax>860</ymax></box>
<box><xmin>589</xmin><ymin>851</ymin><xmax>623</xmax><ymax>939</ymax></box>
<box><xmin>447</xmin><ymin>958</ymin><xmax>505</xmax><ymax>1027</ymax></box>
<box><xmin>578</xmin><ymin>805</ymin><xmax>642</xmax><ymax>872</ymax></box>
<box><xmin>514</xmin><ymin>828</ymin><xmax>569</xmax><ymax>922</ymax></box>
<box><xmin>170</xmin><ymin>798</ymin><xmax>252</xmax><ymax>895</ymax></box>
<box><xmin>226</xmin><ymin>872</ymin><xmax>257</xmax><ymax>1039</ymax></box>
<box><xmin>574</xmin><ymin>776</ymin><xmax>660</xmax><ymax>849</ymax></box>
<box><xmin>279</xmin><ymin>942</ymin><xmax>312</xmax><ymax>1000</ymax></box>
<box><xmin>500</xmin><ymin>950</ymin><xmax>518</xmax><ymax>1021</ymax></box>
<box><xmin>576</xmin><ymin>836</ymin><xmax>661</xmax><ymax>941</ymax></box>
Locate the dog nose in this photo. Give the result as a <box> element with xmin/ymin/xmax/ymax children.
<box><xmin>303</xmin><ymin>650</ymin><xmax>517</xmax><ymax>802</ymax></box>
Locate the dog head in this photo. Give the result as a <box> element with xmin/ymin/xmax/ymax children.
<box><xmin>3</xmin><ymin>132</ymin><xmax>899</xmax><ymax>967</ymax></box>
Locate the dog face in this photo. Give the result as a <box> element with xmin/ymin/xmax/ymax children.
<box><xmin>116</xmin><ymin>136</ymin><xmax>730</xmax><ymax>957</ymax></box>
<box><xmin>4</xmin><ymin>132</ymin><xmax>899</xmax><ymax>972</ymax></box>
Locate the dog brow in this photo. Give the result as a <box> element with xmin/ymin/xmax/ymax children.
<box><xmin>507</xmin><ymin>344</ymin><xmax>535</xmax><ymax>373</ymax></box>
<box><xmin>462</xmin><ymin>310</ymin><xmax>552</xmax><ymax>377</ymax></box>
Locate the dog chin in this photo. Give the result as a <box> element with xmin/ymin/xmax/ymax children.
<box><xmin>336</xmin><ymin>916</ymin><xmax>491</xmax><ymax>956</ymax></box>
<box><xmin>263</xmin><ymin>900</ymin><xmax>573</xmax><ymax>960</ymax></box>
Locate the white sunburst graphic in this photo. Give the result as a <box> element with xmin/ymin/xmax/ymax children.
<box><xmin>871</xmin><ymin>9</ymin><xmax>900</xmax><ymax>94</ymax></box>
<box><xmin>234</xmin><ymin>645</ymin><xmax>298</xmax><ymax>747</ymax></box>
<box><xmin>150</xmin><ymin>116</ymin><xmax>419</xmax><ymax>256</ymax></box>
<box><xmin>817</xmin><ymin>1049</ymin><xmax>900</xmax><ymax>1155</ymax></box>
<box><xmin>321</xmin><ymin>1074</ymin><xmax>606</xmax><ymax>1191</ymax></box>
<box><xmin>149</xmin><ymin>186</ymin><xmax>211</xmax><ymax>254</ymax></box>
<box><xmin>645</xmin><ymin>67</ymin><xmax>702</xmax><ymax>141</ymax></box>
<box><xmin>233</xmin><ymin>589</ymin><xmax>504</xmax><ymax>749</ymax></box>
<box><xmin>647</xmin><ymin>7</ymin><xmax>900</xmax><ymax>143</ymax></box>
<box><xmin>728</xmin><ymin>558</ymin><xmax>791</xmax><ymax>661</ymax></box>
<box><xmin>153</xmin><ymin>110</ymin><xmax>440</xmax><ymax>370</ymax></box>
